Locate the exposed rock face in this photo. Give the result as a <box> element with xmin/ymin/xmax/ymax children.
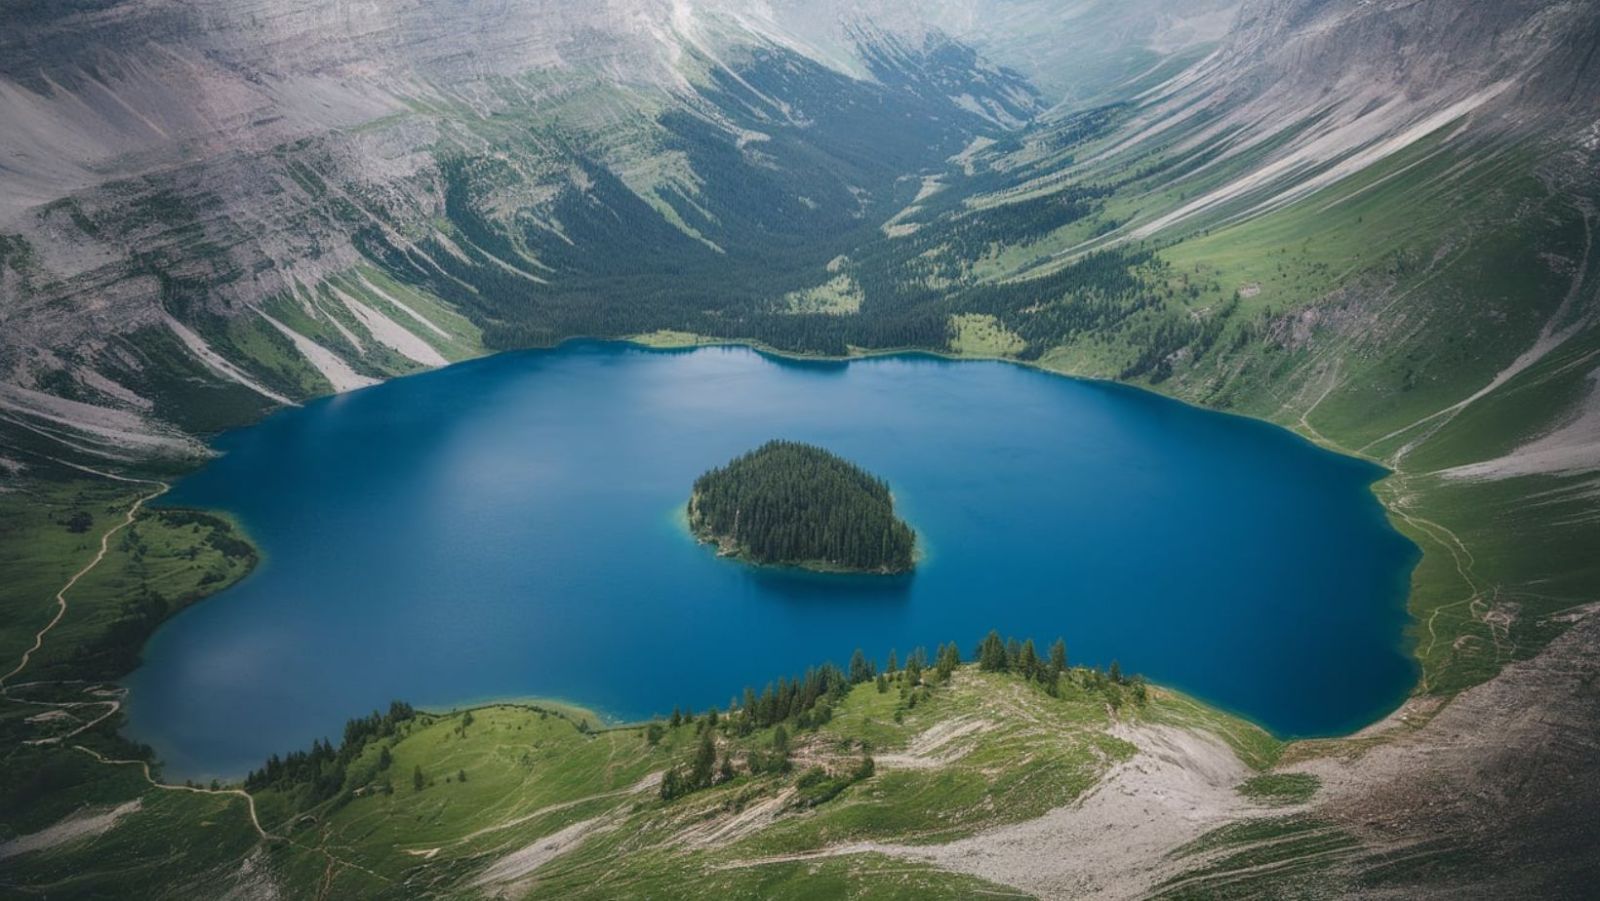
<box><xmin>0</xmin><ymin>0</ymin><xmax>1595</xmax><ymax>464</ymax></box>
<box><xmin>1223</xmin><ymin>0</ymin><xmax>1600</xmax><ymax>109</ymax></box>
<box><xmin>1</xmin><ymin>2</ymin><xmax>614</xmax><ymax>241</ymax></box>
<box><xmin>1117</xmin><ymin>0</ymin><xmax>1600</xmax><ymax>240</ymax></box>
<box><xmin>1303</xmin><ymin>605</ymin><xmax>1600</xmax><ymax>896</ymax></box>
<box><xmin>6</xmin><ymin>0</ymin><xmax>1177</xmax><ymax>228</ymax></box>
<box><xmin>1</xmin><ymin>0</ymin><xmax>1102</xmax><ymax>457</ymax></box>
<box><xmin>761</xmin><ymin>0</ymin><xmax>1243</xmax><ymax>102</ymax></box>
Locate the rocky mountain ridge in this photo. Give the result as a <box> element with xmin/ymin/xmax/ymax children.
<box><xmin>1</xmin><ymin>0</ymin><xmax>1097</xmax><ymax>461</ymax></box>
<box><xmin>1</xmin><ymin>0</ymin><xmax>1596</xmax><ymax>477</ymax></box>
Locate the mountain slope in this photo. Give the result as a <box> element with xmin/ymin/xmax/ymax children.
<box><xmin>819</xmin><ymin>0</ymin><xmax>1600</xmax><ymax>703</ymax></box>
<box><xmin>2</xmin><ymin>0</ymin><xmax>1599</xmax><ymax>897</ymax></box>
<box><xmin>0</xmin><ymin>0</ymin><xmax>1051</xmax><ymax>459</ymax></box>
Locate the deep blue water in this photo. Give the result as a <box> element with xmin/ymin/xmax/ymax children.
<box><xmin>124</xmin><ymin>342</ymin><xmax>1418</xmax><ymax>778</ymax></box>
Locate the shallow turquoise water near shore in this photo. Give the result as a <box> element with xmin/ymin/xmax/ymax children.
<box><xmin>124</xmin><ymin>341</ymin><xmax>1418</xmax><ymax>777</ymax></box>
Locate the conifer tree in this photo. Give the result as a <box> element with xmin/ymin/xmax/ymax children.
<box><xmin>688</xmin><ymin>441</ymin><xmax>915</xmax><ymax>571</ymax></box>
<box><xmin>1105</xmin><ymin>683</ymin><xmax>1125</xmax><ymax>712</ymax></box>
<box><xmin>1048</xmin><ymin>639</ymin><xmax>1067</xmax><ymax>694</ymax></box>
<box><xmin>1019</xmin><ymin>639</ymin><xmax>1040</xmax><ymax>682</ymax></box>
<box><xmin>978</xmin><ymin>631</ymin><xmax>1008</xmax><ymax>672</ymax></box>
<box><xmin>689</xmin><ymin>730</ymin><xmax>717</xmax><ymax>789</ymax></box>
<box><xmin>660</xmin><ymin>768</ymin><xmax>685</xmax><ymax>800</ymax></box>
<box><xmin>849</xmin><ymin>648</ymin><xmax>874</xmax><ymax>684</ymax></box>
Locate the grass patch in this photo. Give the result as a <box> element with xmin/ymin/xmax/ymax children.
<box><xmin>948</xmin><ymin>313</ymin><xmax>1026</xmax><ymax>357</ymax></box>
<box><xmin>1237</xmin><ymin>773</ymin><xmax>1320</xmax><ymax>806</ymax></box>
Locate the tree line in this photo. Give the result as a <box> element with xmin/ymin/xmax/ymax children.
<box><xmin>237</xmin><ymin>629</ymin><xmax>1150</xmax><ymax>812</ymax></box>
<box><xmin>244</xmin><ymin>701</ymin><xmax>417</xmax><ymax>798</ymax></box>
<box><xmin>653</xmin><ymin>629</ymin><xmax>1146</xmax><ymax>803</ymax></box>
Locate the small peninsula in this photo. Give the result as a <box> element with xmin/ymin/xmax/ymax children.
<box><xmin>688</xmin><ymin>440</ymin><xmax>916</xmax><ymax>574</ymax></box>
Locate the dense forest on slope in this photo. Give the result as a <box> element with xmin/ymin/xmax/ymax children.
<box><xmin>688</xmin><ymin>441</ymin><xmax>916</xmax><ymax>573</ymax></box>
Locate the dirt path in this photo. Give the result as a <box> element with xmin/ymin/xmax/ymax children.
<box><xmin>0</xmin><ymin>471</ymin><xmax>169</xmax><ymax>760</ymax></box>
<box><xmin>9</xmin><ymin>683</ymin><xmax>127</xmax><ymax>746</ymax></box>
<box><xmin>1382</xmin><ymin>486</ymin><xmax>1489</xmax><ymax>691</ymax></box>
<box><xmin>0</xmin><ymin>475</ymin><xmax>168</xmax><ymax>687</ymax></box>
<box><xmin>60</xmin><ymin>751</ymin><xmax>402</xmax><ymax>891</ymax></box>
<box><xmin>0</xmin><ymin>469</ymin><xmax>280</xmax><ymax>851</ymax></box>
<box><xmin>1292</xmin><ymin>360</ymin><xmax>1348</xmax><ymax>453</ymax></box>
<box><xmin>72</xmin><ymin>745</ymin><xmax>277</xmax><ymax>842</ymax></box>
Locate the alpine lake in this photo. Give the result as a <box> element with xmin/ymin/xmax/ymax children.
<box><xmin>123</xmin><ymin>341</ymin><xmax>1419</xmax><ymax>778</ymax></box>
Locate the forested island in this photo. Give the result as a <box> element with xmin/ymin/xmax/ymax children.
<box><xmin>688</xmin><ymin>441</ymin><xmax>916</xmax><ymax>574</ymax></box>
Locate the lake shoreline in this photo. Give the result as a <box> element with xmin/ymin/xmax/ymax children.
<box><xmin>622</xmin><ymin>330</ymin><xmax>1403</xmax><ymax>472</ymax></box>
<box><xmin>117</xmin><ymin>341</ymin><xmax>1416</xmax><ymax>778</ymax></box>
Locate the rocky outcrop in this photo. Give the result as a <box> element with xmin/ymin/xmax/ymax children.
<box><xmin>1115</xmin><ymin>0</ymin><xmax>1600</xmax><ymax>239</ymax></box>
<box><xmin>0</xmin><ymin>0</ymin><xmax>1064</xmax><ymax>461</ymax></box>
